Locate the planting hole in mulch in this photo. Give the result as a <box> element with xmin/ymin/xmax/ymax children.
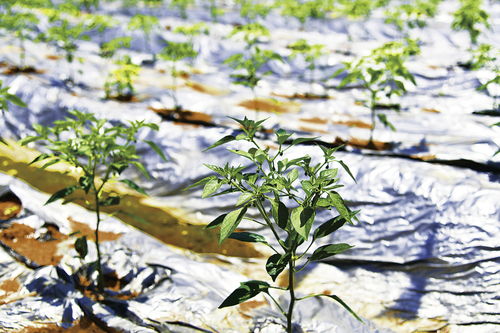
<box><xmin>422</xmin><ymin>108</ymin><xmax>441</xmax><ymax>113</ymax></box>
<box><xmin>273</xmin><ymin>92</ymin><xmax>332</xmax><ymax>100</ymax></box>
<box><xmin>2</xmin><ymin>65</ymin><xmax>44</xmax><ymax>75</ymax></box>
<box><xmin>185</xmin><ymin>81</ymin><xmax>228</xmax><ymax>96</ymax></box>
<box><xmin>148</xmin><ymin>106</ymin><xmax>215</xmax><ymax>127</ymax></box>
<box><xmin>238</xmin><ymin>98</ymin><xmax>300</xmax><ymax>113</ymax></box>
<box><xmin>333</xmin><ymin>119</ymin><xmax>373</xmax><ymax>129</ymax></box>
<box><xmin>0</xmin><ymin>223</ymin><xmax>68</xmax><ymax>266</ymax></box>
<box><xmin>0</xmin><ymin>191</ymin><xmax>22</xmax><ymax>220</ymax></box>
<box><xmin>76</xmin><ymin>272</ymin><xmax>138</xmax><ymax>301</ymax></box>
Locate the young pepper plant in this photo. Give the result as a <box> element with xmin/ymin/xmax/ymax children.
<box><xmin>19</xmin><ymin>110</ymin><xmax>166</xmax><ymax>291</ymax></box>
<box><xmin>287</xmin><ymin>39</ymin><xmax>327</xmax><ymax>96</ymax></box>
<box><xmin>158</xmin><ymin>41</ymin><xmax>198</xmax><ymax>111</ymax></box>
<box><xmin>170</xmin><ymin>0</ymin><xmax>195</xmax><ymax>19</ymax></box>
<box><xmin>451</xmin><ymin>0</ymin><xmax>490</xmax><ymax>47</ymax></box>
<box><xmin>128</xmin><ymin>14</ymin><xmax>159</xmax><ymax>61</ymax></box>
<box><xmin>104</xmin><ymin>55</ymin><xmax>141</xmax><ymax>101</ymax></box>
<box><xmin>236</xmin><ymin>0</ymin><xmax>273</xmax><ymax>23</ymax></box>
<box><xmin>384</xmin><ymin>0</ymin><xmax>441</xmax><ymax>35</ymax></box>
<box><xmin>189</xmin><ymin>117</ymin><xmax>362</xmax><ymax>332</ymax></box>
<box><xmin>0</xmin><ymin>11</ymin><xmax>40</xmax><ymax>70</ymax></box>
<box><xmin>334</xmin><ymin>41</ymin><xmax>417</xmax><ymax>144</ymax></box>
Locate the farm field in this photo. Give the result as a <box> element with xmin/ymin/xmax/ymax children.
<box><xmin>0</xmin><ymin>0</ymin><xmax>499</xmax><ymax>332</ymax></box>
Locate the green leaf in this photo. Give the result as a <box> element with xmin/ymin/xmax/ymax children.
<box><xmin>228</xmin><ymin>149</ymin><xmax>253</xmax><ymax>160</ymax></box>
<box><xmin>287</xmin><ymin>168</ymin><xmax>299</xmax><ymax>183</ymax></box>
<box><xmin>337</xmin><ymin>160</ymin><xmax>356</xmax><ymax>183</ymax></box>
<box><xmin>229</xmin><ymin>232</ymin><xmax>267</xmax><ymax>243</ymax></box>
<box><xmin>219</xmin><ymin>280</ymin><xmax>270</xmax><ymax>308</ymax></box>
<box><xmin>328</xmin><ymin>192</ymin><xmax>352</xmax><ymax>224</ymax></box>
<box><xmin>266</xmin><ymin>252</ymin><xmax>290</xmax><ymax>281</ymax></box>
<box><xmin>79</xmin><ymin>176</ymin><xmax>92</xmax><ymax>194</ymax></box>
<box><xmin>45</xmin><ymin>185</ymin><xmax>79</xmax><ymax>205</ymax></box>
<box><xmin>320</xmin><ymin>168</ymin><xmax>338</xmax><ymax>179</ymax></box>
<box><xmin>120</xmin><ymin>179</ymin><xmax>147</xmax><ymax>195</ymax></box>
<box><xmin>5</xmin><ymin>94</ymin><xmax>27</xmax><ymax>107</ymax></box>
<box><xmin>271</xmin><ymin>200</ymin><xmax>288</xmax><ymax>230</ymax></box>
<box><xmin>377</xmin><ymin>114</ymin><xmax>396</xmax><ymax>131</ymax></box>
<box><xmin>204</xmin><ymin>135</ymin><xmax>236</xmax><ymax>151</ymax></box>
<box><xmin>290</xmin><ymin>206</ymin><xmax>315</xmax><ymax>240</ymax></box>
<box><xmin>202</xmin><ymin>178</ymin><xmax>221</xmax><ymax>198</ymax></box>
<box><xmin>40</xmin><ymin>158</ymin><xmax>61</xmax><ymax>169</ymax></box>
<box><xmin>219</xmin><ymin>207</ymin><xmax>247</xmax><ymax>243</ymax></box>
<box><xmin>145</xmin><ymin>140</ymin><xmax>168</xmax><ymax>161</ymax></box>
<box><xmin>206</xmin><ymin>213</ymin><xmax>227</xmax><ymax>229</ymax></box>
<box><xmin>323</xmin><ymin>294</ymin><xmax>363</xmax><ymax>323</ymax></box>
<box><xmin>99</xmin><ymin>196</ymin><xmax>121</xmax><ymax>206</ymax></box>
<box><xmin>29</xmin><ymin>153</ymin><xmax>52</xmax><ymax>165</ymax></box>
<box><xmin>74</xmin><ymin>236</ymin><xmax>88</xmax><ymax>259</ymax></box>
<box><xmin>236</xmin><ymin>192</ymin><xmax>253</xmax><ymax>206</ymax></box>
<box><xmin>292</xmin><ymin>137</ymin><xmax>318</xmax><ymax>145</ymax></box>
<box><xmin>131</xmin><ymin>161</ymin><xmax>150</xmax><ymax>179</ymax></box>
<box><xmin>309</xmin><ymin>243</ymin><xmax>354</xmax><ymax>261</ymax></box>
<box><xmin>313</xmin><ymin>215</ymin><xmax>347</xmax><ymax>239</ymax></box>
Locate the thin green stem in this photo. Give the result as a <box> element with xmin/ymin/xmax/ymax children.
<box><xmin>267</xmin><ymin>292</ymin><xmax>286</xmax><ymax>316</ymax></box>
<box><xmin>286</xmin><ymin>256</ymin><xmax>296</xmax><ymax>333</ymax></box>
<box><xmin>255</xmin><ymin>201</ymin><xmax>286</xmax><ymax>252</ymax></box>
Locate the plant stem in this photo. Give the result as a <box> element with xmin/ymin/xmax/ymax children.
<box><xmin>286</xmin><ymin>256</ymin><xmax>296</xmax><ymax>333</ymax></box>
<box><xmin>93</xmin><ymin>189</ymin><xmax>103</xmax><ymax>291</ymax></box>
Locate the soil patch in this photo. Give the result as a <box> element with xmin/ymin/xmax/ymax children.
<box><xmin>69</xmin><ymin>217</ymin><xmax>122</xmax><ymax>242</ymax></box>
<box><xmin>19</xmin><ymin>315</ymin><xmax>120</xmax><ymax>333</ymax></box>
<box><xmin>299</xmin><ymin>126</ymin><xmax>329</xmax><ymax>134</ymax></box>
<box><xmin>0</xmin><ymin>191</ymin><xmax>22</xmax><ymax>220</ymax></box>
<box><xmin>333</xmin><ymin>120</ymin><xmax>373</xmax><ymax>129</ymax></box>
<box><xmin>185</xmin><ymin>81</ymin><xmax>228</xmax><ymax>96</ymax></box>
<box><xmin>334</xmin><ymin>137</ymin><xmax>394</xmax><ymax>151</ymax></box>
<box><xmin>149</xmin><ymin>106</ymin><xmax>215</xmax><ymax>127</ymax></box>
<box><xmin>422</xmin><ymin>108</ymin><xmax>441</xmax><ymax>113</ymax></box>
<box><xmin>0</xmin><ymin>278</ymin><xmax>20</xmax><ymax>293</ymax></box>
<box><xmin>105</xmin><ymin>94</ymin><xmax>139</xmax><ymax>103</ymax></box>
<box><xmin>77</xmin><ymin>272</ymin><xmax>137</xmax><ymax>301</ymax></box>
<box><xmin>300</xmin><ymin>117</ymin><xmax>328</xmax><ymax>124</ymax></box>
<box><xmin>238</xmin><ymin>98</ymin><xmax>300</xmax><ymax>113</ymax></box>
<box><xmin>46</xmin><ymin>55</ymin><xmax>62</xmax><ymax>60</ymax></box>
<box><xmin>0</xmin><ymin>223</ymin><xmax>68</xmax><ymax>266</ymax></box>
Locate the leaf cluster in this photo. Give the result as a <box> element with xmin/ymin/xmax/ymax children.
<box><xmin>287</xmin><ymin>39</ymin><xmax>326</xmax><ymax>71</ymax></box>
<box><xmin>451</xmin><ymin>0</ymin><xmax>490</xmax><ymax>45</ymax></box>
<box><xmin>278</xmin><ymin>0</ymin><xmax>334</xmax><ymax>25</ymax></box>
<box><xmin>224</xmin><ymin>47</ymin><xmax>282</xmax><ymax>89</ymax></box>
<box><xmin>236</xmin><ymin>0</ymin><xmax>274</xmax><ymax>21</ymax></box>
<box><xmin>170</xmin><ymin>0</ymin><xmax>194</xmax><ymax>19</ymax></box>
<box><xmin>385</xmin><ymin>0</ymin><xmax>441</xmax><ymax>31</ymax></box>
<box><xmin>99</xmin><ymin>36</ymin><xmax>132</xmax><ymax>59</ymax></box>
<box><xmin>174</xmin><ymin>22</ymin><xmax>209</xmax><ymax>37</ymax></box>
<box><xmin>104</xmin><ymin>55</ymin><xmax>141</xmax><ymax>98</ymax></box>
<box><xmin>159</xmin><ymin>41</ymin><xmax>198</xmax><ymax>63</ymax></box>
<box><xmin>45</xmin><ymin>18</ymin><xmax>90</xmax><ymax>63</ymax></box>
<box><xmin>334</xmin><ymin>0</ymin><xmax>388</xmax><ymax>20</ymax></box>
<box><xmin>229</xmin><ymin>23</ymin><xmax>270</xmax><ymax>48</ymax></box>
<box><xmin>128</xmin><ymin>14</ymin><xmax>159</xmax><ymax>36</ymax></box>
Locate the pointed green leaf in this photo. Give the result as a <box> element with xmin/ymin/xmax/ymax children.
<box><xmin>266</xmin><ymin>252</ymin><xmax>290</xmax><ymax>281</ymax></box>
<box><xmin>328</xmin><ymin>192</ymin><xmax>352</xmax><ymax>224</ymax></box>
<box><xmin>131</xmin><ymin>161</ymin><xmax>151</xmax><ymax>179</ymax></box>
<box><xmin>309</xmin><ymin>243</ymin><xmax>354</xmax><ymax>261</ymax></box>
<box><xmin>219</xmin><ymin>280</ymin><xmax>270</xmax><ymax>308</ymax></box>
<box><xmin>206</xmin><ymin>213</ymin><xmax>227</xmax><ymax>229</ymax></box>
<box><xmin>271</xmin><ymin>200</ymin><xmax>288</xmax><ymax>230</ymax></box>
<box><xmin>145</xmin><ymin>140</ymin><xmax>168</xmax><ymax>161</ymax></box>
<box><xmin>337</xmin><ymin>160</ymin><xmax>356</xmax><ymax>183</ymax></box>
<box><xmin>204</xmin><ymin>135</ymin><xmax>236</xmax><ymax>151</ymax></box>
<box><xmin>219</xmin><ymin>207</ymin><xmax>247</xmax><ymax>244</ymax></box>
<box><xmin>5</xmin><ymin>94</ymin><xmax>27</xmax><ymax>107</ymax></box>
<box><xmin>236</xmin><ymin>192</ymin><xmax>253</xmax><ymax>206</ymax></box>
<box><xmin>290</xmin><ymin>206</ymin><xmax>315</xmax><ymax>240</ymax></box>
<box><xmin>29</xmin><ymin>153</ymin><xmax>52</xmax><ymax>165</ymax></box>
<box><xmin>323</xmin><ymin>294</ymin><xmax>363</xmax><ymax>322</ymax></box>
<box><xmin>313</xmin><ymin>215</ymin><xmax>347</xmax><ymax>239</ymax></box>
<box><xmin>292</xmin><ymin>137</ymin><xmax>318</xmax><ymax>145</ymax></box>
<box><xmin>120</xmin><ymin>179</ymin><xmax>147</xmax><ymax>195</ymax></box>
<box><xmin>229</xmin><ymin>232</ymin><xmax>267</xmax><ymax>244</ymax></box>
<box><xmin>40</xmin><ymin>158</ymin><xmax>61</xmax><ymax>169</ymax></box>
<box><xmin>45</xmin><ymin>185</ymin><xmax>79</xmax><ymax>205</ymax></box>
<box><xmin>74</xmin><ymin>236</ymin><xmax>88</xmax><ymax>259</ymax></box>
<box><xmin>202</xmin><ymin>178</ymin><xmax>221</xmax><ymax>198</ymax></box>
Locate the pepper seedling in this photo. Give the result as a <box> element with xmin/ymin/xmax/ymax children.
<box><xmin>170</xmin><ymin>0</ymin><xmax>195</xmax><ymax>19</ymax></box>
<box><xmin>104</xmin><ymin>55</ymin><xmax>141</xmax><ymax>101</ymax></box>
<box><xmin>20</xmin><ymin>110</ymin><xmax>166</xmax><ymax>292</ymax></box>
<box><xmin>278</xmin><ymin>0</ymin><xmax>334</xmax><ymax>30</ymax></box>
<box><xmin>287</xmin><ymin>39</ymin><xmax>327</xmax><ymax>96</ymax></box>
<box><xmin>384</xmin><ymin>0</ymin><xmax>441</xmax><ymax>34</ymax></box>
<box><xmin>158</xmin><ymin>41</ymin><xmax>198</xmax><ymax>111</ymax></box>
<box><xmin>236</xmin><ymin>0</ymin><xmax>273</xmax><ymax>23</ymax></box>
<box><xmin>128</xmin><ymin>14</ymin><xmax>159</xmax><ymax>61</ymax></box>
<box><xmin>452</xmin><ymin>0</ymin><xmax>490</xmax><ymax>47</ymax></box>
<box><xmin>333</xmin><ymin>41</ymin><xmax>417</xmax><ymax>145</ymax></box>
<box><xmin>189</xmin><ymin>117</ymin><xmax>362</xmax><ymax>333</ymax></box>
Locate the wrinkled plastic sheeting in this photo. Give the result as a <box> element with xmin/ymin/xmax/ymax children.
<box><xmin>0</xmin><ymin>174</ymin><xmax>387</xmax><ymax>332</ymax></box>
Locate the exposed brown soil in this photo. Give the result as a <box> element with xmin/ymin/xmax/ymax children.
<box><xmin>19</xmin><ymin>315</ymin><xmax>121</xmax><ymax>333</ymax></box>
<box><xmin>0</xmin><ymin>223</ymin><xmax>68</xmax><ymax>266</ymax></box>
<box><xmin>299</xmin><ymin>126</ymin><xmax>329</xmax><ymax>134</ymax></box>
<box><xmin>334</xmin><ymin>137</ymin><xmax>393</xmax><ymax>151</ymax></box>
<box><xmin>148</xmin><ymin>106</ymin><xmax>214</xmax><ymax>126</ymax></box>
<box><xmin>422</xmin><ymin>107</ymin><xmax>441</xmax><ymax>113</ymax></box>
<box><xmin>105</xmin><ymin>94</ymin><xmax>138</xmax><ymax>103</ymax></box>
<box><xmin>0</xmin><ymin>191</ymin><xmax>22</xmax><ymax>220</ymax></box>
<box><xmin>185</xmin><ymin>81</ymin><xmax>227</xmax><ymax>96</ymax></box>
<box><xmin>2</xmin><ymin>65</ymin><xmax>43</xmax><ymax>75</ymax></box>
<box><xmin>0</xmin><ymin>278</ymin><xmax>20</xmax><ymax>293</ymax></box>
<box><xmin>69</xmin><ymin>218</ymin><xmax>122</xmax><ymax>242</ymax></box>
<box><xmin>333</xmin><ymin>120</ymin><xmax>373</xmax><ymax>129</ymax></box>
<box><xmin>272</xmin><ymin>92</ymin><xmax>332</xmax><ymax>100</ymax></box>
<box><xmin>238</xmin><ymin>98</ymin><xmax>300</xmax><ymax>113</ymax></box>
<box><xmin>239</xmin><ymin>300</ymin><xmax>268</xmax><ymax>319</ymax></box>
<box><xmin>300</xmin><ymin>117</ymin><xmax>328</xmax><ymax>124</ymax></box>
<box><xmin>0</xmin><ymin>151</ymin><xmax>262</xmax><ymax>258</ymax></box>
<box><xmin>46</xmin><ymin>55</ymin><xmax>62</xmax><ymax>60</ymax></box>
<box><xmin>410</xmin><ymin>154</ymin><xmax>437</xmax><ymax>161</ymax></box>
